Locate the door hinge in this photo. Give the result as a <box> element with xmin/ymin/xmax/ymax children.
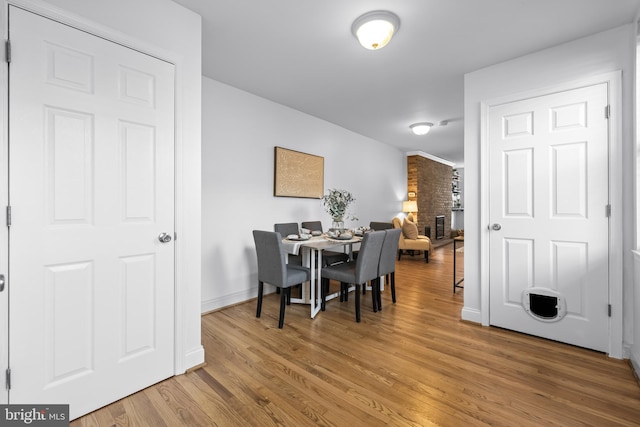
<box><xmin>606</xmin><ymin>204</ymin><xmax>611</xmax><ymax>218</ymax></box>
<box><xmin>605</xmin><ymin>105</ymin><xmax>610</xmax><ymax>119</ymax></box>
<box><xmin>6</xmin><ymin>206</ymin><xmax>11</xmax><ymax>228</ymax></box>
<box><xmin>5</xmin><ymin>368</ymin><xmax>10</xmax><ymax>391</ymax></box>
<box><xmin>5</xmin><ymin>39</ymin><xmax>10</xmax><ymax>64</ymax></box>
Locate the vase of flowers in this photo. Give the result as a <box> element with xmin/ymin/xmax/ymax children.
<box><xmin>321</xmin><ymin>188</ymin><xmax>357</xmax><ymax>231</ymax></box>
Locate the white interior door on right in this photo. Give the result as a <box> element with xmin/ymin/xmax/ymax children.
<box><xmin>488</xmin><ymin>83</ymin><xmax>610</xmax><ymax>353</ymax></box>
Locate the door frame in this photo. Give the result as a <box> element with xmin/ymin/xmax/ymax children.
<box><xmin>479</xmin><ymin>71</ymin><xmax>623</xmax><ymax>358</ymax></box>
<box><xmin>0</xmin><ymin>0</ymin><xmax>195</xmax><ymax>380</ymax></box>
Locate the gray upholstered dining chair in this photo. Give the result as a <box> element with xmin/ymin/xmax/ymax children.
<box><xmin>273</xmin><ymin>222</ymin><xmax>303</xmax><ymax>297</ymax></box>
<box><xmin>353</xmin><ymin>221</ymin><xmax>393</xmax><ymax>262</ymax></box>
<box><xmin>301</xmin><ymin>221</ymin><xmax>349</xmax><ymax>266</ymax></box>
<box><xmin>274</xmin><ymin>222</ymin><xmax>299</xmax><ymax>236</ymax></box>
<box><xmin>375</xmin><ymin>228</ymin><xmax>402</xmax><ymax>311</ymax></box>
<box><xmin>320</xmin><ymin>230</ymin><xmax>385</xmax><ymax>322</ymax></box>
<box><xmin>300</xmin><ymin>221</ymin><xmax>321</xmax><ymax>232</ymax></box>
<box><xmin>274</xmin><ymin>222</ymin><xmax>302</xmax><ymax>266</ymax></box>
<box><xmin>253</xmin><ymin>230</ymin><xmax>310</xmax><ymax>329</ymax></box>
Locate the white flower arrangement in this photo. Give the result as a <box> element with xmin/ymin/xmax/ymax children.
<box><xmin>321</xmin><ymin>188</ymin><xmax>358</xmax><ymax>221</ymax></box>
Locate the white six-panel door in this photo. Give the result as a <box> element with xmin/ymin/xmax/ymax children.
<box><xmin>488</xmin><ymin>83</ymin><xmax>610</xmax><ymax>352</ymax></box>
<box><xmin>8</xmin><ymin>6</ymin><xmax>175</xmax><ymax>419</ymax></box>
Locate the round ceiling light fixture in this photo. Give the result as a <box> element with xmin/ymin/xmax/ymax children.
<box><xmin>351</xmin><ymin>10</ymin><xmax>400</xmax><ymax>50</ymax></box>
<box><xmin>410</xmin><ymin>122</ymin><xmax>433</xmax><ymax>135</ymax></box>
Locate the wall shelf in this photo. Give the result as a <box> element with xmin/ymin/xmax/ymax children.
<box><xmin>452</xmin><ymin>169</ymin><xmax>462</xmax><ymax>209</ymax></box>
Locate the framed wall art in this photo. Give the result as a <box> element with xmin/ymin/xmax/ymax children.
<box><xmin>274</xmin><ymin>146</ymin><xmax>324</xmax><ymax>198</ymax></box>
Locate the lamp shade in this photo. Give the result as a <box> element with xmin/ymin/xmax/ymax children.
<box><xmin>410</xmin><ymin>122</ymin><xmax>433</xmax><ymax>135</ymax></box>
<box><xmin>351</xmin><ymin>10</ymin><xmax>400</xmax><ymax>50</ymax></box>
<box><xmin>402</xmin><ymin>200</ymin><xmax>418</xmax><ymax>213</ymax></box>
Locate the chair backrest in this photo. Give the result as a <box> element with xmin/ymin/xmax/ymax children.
<box><xmin>370</xmin><ymin>221</ymin><xmax>393</xmax><ymax>231</ymax></box>
<box><xmin>391</xmin><ymin>217</ymin><xmax>405</xmax><ymax>242</ymax></box>
<box><xmin>391</xmin><ymin>217</ymin><xmax>402</xmax><ymax>229</ymax></box>
<box><xmin>253</xmin><ymin>230</ymin><xmax>287</xmax><ymax>287</ymax></box>
<box><xmin>354</xmin><ymin>230</ymin><xmax>385</xmax><ymax>284</ymax></box>
<box><xmin>301</xmin><ymin>221</ymin><xmax>323</xmax><ymax>232</ymax></box>
<box><xmin>379</xmin><ymin>228</ymin><xmax>401</xmax><ymax>276</ymax></box>
<box><xmin>274</xmin><ymin>222</ymin><xmax>299</xmax><ymax>236</ymax></box>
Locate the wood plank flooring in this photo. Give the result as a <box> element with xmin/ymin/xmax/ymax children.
<box><xmin>72</xmin><ymin>243</ymin><xmax>640</xmax><ymax>426</ymax></box>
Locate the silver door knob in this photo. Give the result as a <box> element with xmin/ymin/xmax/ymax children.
<box><xmin>491</xmin><ymin>223</ymin><xmax>502</xmax><ymax>231</ymax></box>
<box><xmin>158</xmin><ymin>232</ymin><xmax>172</xmax><ymax>243</ymax></box>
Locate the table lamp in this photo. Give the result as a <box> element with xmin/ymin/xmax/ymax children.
<box><xmin>402</xmin><ymin>200</ymin><xmax>418</xmax><ymax>222</ymax></box>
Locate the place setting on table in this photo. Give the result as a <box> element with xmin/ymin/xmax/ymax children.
<box><xmin>281</xmin><ymin>226</ymin><xmax>369</xmax><ymax>249</ymax></box>
<box><xmin>281</xmin><ymin>227</ymin><xmax>362</xmax><ymax>254</ymax></box>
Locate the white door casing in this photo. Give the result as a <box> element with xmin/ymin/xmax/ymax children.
<box><xmin>487</xmin><ymin>82</ymin><xmax>610</xmax><ymax>352</ymax></box>
<box><xmin>8</xmin><ymin>6</ymin><xmax>175</xmax><ymax>419</ymax></box>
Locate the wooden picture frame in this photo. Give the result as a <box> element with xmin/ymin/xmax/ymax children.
<box><xmin>274</xmin><ymin>146</ymin><xmax>324</xmax><ymax>198</ymax></box>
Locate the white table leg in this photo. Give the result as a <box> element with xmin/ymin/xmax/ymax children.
<box><xmin>289</xmin><ymin>249</ymin><xmax>309</xmax><ymax>305</ymax></box>
<box><xmin>310</xmin><ymin>248</ymin><xmax>323</xmax><ymax>318</ymax></box>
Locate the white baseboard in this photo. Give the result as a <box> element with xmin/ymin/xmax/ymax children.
<box><xmin>461</xmin><ymin>306</ymin><xmax>482</xmax><ymax>323</ymax></box>
<box><xmin>629</xmin><ymin>345</ymin><xmax>640</xmax><ymax>380</ymax></box>
<box><xmin>201</xmin><ymin>287</ymin><xmax>265</xmax><ymax>314</ymax></box>
<box><xmin>183</xmin><ymin>345</ymin><xmax>205</xmax><ymax>371</ymax></box>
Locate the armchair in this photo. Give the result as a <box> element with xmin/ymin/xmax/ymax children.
<box><xmin>392</xmin><ymin>217</ymin><xmax>430</xmax><ymax>263</ymax></box>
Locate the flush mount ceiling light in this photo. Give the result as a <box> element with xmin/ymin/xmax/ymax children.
<box><xmin>410</xmin><ymin>122</ymin><xmax>433</xmax><ymax>135</ymax></box>
<box><xmin>351</xmin><ymin>10</ymin><xmax>400</xmax><ymax>50</ymax></box>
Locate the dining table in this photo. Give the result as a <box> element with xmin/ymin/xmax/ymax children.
<box><xmin>282</xmin><ymin>233</ymin><xmax>362</xmax><ymax>318</ymax></box>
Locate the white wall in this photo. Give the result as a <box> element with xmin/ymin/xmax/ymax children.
<box><xmin>8</xmin><ymin>0</ymin><xmax>205</xmax><ymax>371</ymax></box>
<box><xmin>464</xmin><ymin>25</ymin><xmax>636</xmax><ymax>358</ymax></box>
<box><xmin>201</xmin><ymin>77</ymin><xmax>406</xmax><ymax>312</ymax></box>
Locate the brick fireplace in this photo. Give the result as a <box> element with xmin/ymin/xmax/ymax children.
<box><xmin>407</xmin><ymin>154</ymin><xmax>452</xmax><ymax>240</ymax></box>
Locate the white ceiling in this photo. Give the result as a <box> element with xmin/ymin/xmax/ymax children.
<box><xmin>172</xmin><ymin>0</ymin><xmax>640</xmax><ymax>166</ymax></box>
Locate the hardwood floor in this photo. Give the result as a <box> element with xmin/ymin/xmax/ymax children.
<box><xmin>72</xmin><ymin>244</ymin><xmax>640</xmax><ymax>426</ymax></box>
